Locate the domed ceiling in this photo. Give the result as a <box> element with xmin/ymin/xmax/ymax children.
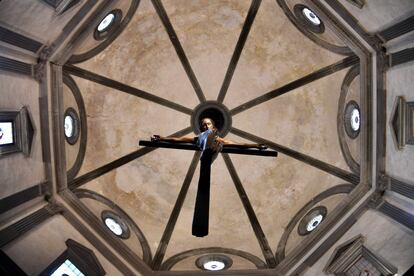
<box><xmin>60</xmin><ymin>0</ymin><xmax>366</xmax><ymax>273</ymax></box>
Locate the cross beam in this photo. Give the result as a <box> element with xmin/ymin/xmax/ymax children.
<box><xmin>139</xmin><ymin>139</ymin><xmax>277</xmax><ymax>238</ymax></box>
<box><xmin>139</xmin><ymin>140</ymin><xmax>278</xmax><ymax>157</ymax></box>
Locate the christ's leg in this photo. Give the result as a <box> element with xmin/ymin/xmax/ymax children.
<box><xmin>192</xmin><ymin>151</ymin><xmax>213</xmax><ymax>237</ymax></box>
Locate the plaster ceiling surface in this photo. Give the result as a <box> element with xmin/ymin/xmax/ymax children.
<box><xmin>64</xmin><ymin>0</ymin><xmax>361</xmax><ymax>271</ymax></box>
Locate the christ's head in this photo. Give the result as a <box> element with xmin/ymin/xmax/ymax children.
<box><xmin>200</xmin><ymin>118</ymin><xmax>215</xmax><ymax>132</ymax></box>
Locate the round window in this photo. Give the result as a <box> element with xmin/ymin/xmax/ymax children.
<box><xmin>94</xmin><ymin>9</ymin><xmax>123</xmax><ymax>41</ymax></box>
<box><xmin>302</xmin><ymin>7</ymin><xmax>321</xmax><ymax>26</ymax></box>
<box><xmin>293</xmin><ymin>4</ymin><xmax>325</xmax><ymax>34</ymax></box>
<box><xmin>298</xmin><ymin>206</ymin><xmax>327</xmax><ymax>236</ymax></box>
<box><xmin>64</xmin><ymin>108</ymin><xmax>80</xmax><ymax>145</ymax></box>
<box><xmin>101</xmin><ymin>210</ymin><xmax>130</xmax><ymax>239</ymax></box>
<box><xmin>344</xmin><ymin>101</ymin><xmax>361</xmax><ymax>139</ymax></box>
<box><xmin>204</xmin><ymin>261</ymin><xmax>225</xmax><ymax>271</ymax></box>
<box><xmin>196</xmin><ymin>254</ymin><xmax>232</xmax><ymax>271</ymax></box>
<box><xmin>64</xmin><ymin>115</ymin><xmax>74</xmax><ymax>138</ymax></box>
<box><xmin>97</xmin><ymin>13</ymin><xmax>115</xmax><ymax>32</ymax></box>
<box><xmin>104</xmin><ymin>217</ymin><xmax>123</xmax><ymax>236</ymax></box>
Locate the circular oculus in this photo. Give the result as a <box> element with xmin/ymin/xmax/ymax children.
<box><xmin>104</xmin><ymin>217</ymin><xmax>123</xmax><ymax>236</ymax></box>
<box><xmin>64</xmin><ymin>115</ymin><xmax>74</xmax><ymax>138</ymax></box>
<box><xmin>101</xmin><ymin>210</ymin><xmax>131</xmax><ymax>239</ymax></box>
<box><xmin>302</xmin><ymin>7</ymin><xmax>321</xmax><ymax>26</ymax></box>
<box><xmin>196</xmin><ymin>254</ymin><xmax>232</xmax><ymax>271</ymax></box>
<box><xmin>97</xmin><ymin>13</ymin><xmax>115</xmax><ymax>32</ymax></box>
<box><xmin>63</xmin><ymin>108</ymin><xmax>80</xmax><ymax>145</ymax></box>
<box><xmin>344</xmin><ymin>101</ymin><xmax>361</xmax><ymax>139</ymax></box>
<box><xmin>298</xmin><ymin>206</ymin><xmax>328</xmax><ymax>236</ymax></box>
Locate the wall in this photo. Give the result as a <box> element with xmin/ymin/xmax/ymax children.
<box><xmin>0</xmin><ymin>72</ymin><xmax>45</xmax><ymax>199</ymax></box>
<box><xmin>3</xmin><ymin>214</ymin><xmax>122</xmax><ymax>275</ymax></box>
<box><xmin>303</xmin><ymin>209</ymin><xmax>414</xmax><ymax>275</ymax></box>
<box><xmin>337</xmin><ymin>0</ymin><xmax>414</xmax><ymax>33</ymax></box>
<box><xmin>386</xmin><ymin>63</ymin><xmax>414</xmax><ymax>182</ymax></box>
<box><xmin>0</xmin><ymin>0</ymin><xmax>85</xmax><ymax>44</ymax></box>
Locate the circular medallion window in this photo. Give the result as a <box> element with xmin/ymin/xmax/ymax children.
<box><xmin>344</xmin><ymin>101</ymin><xmax>361</xmax><ymax>139</ymax></box>
<box><xmin>94</xmin><ymin>9</ymin><xmax>123</xmax><ymax>41</ymax></box>
<box><xmin>196</xmin><ymin>254</ymin><xmax>233</xmax><ymax>271</ymax></box>
<box><xmin>101</xmin><ymin>210</ymin><xmax>130</xmax><ymax>239</ymax></box>
<box><xmin>298</xmin><ymin>206</ymin><xmax>327</xmax><ymax>236</ymax></box>
<box><xmin>64</xmin><ymin>108</ymin><xmax>80</xmax><ymax>145</ymax></box>
<box><xmin>293</xmin><ymin>4</ymin><xmax>325</xmax><ymax>34</ymax></box>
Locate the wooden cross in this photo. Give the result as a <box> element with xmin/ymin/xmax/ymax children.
<box><xmin>139</xmin><ymin>140</ymin><xmax>277</xmax><ymax>237</ymax></box>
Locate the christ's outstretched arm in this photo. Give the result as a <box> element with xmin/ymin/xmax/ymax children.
<box><xmin>216</xmin><ymin>137</ymin><xmax>267</xmax><ymax>150</ymax></box>
<box><xmin>151</xmin><ymin>134</ymin><xmax>195</xmax><ymax>143</ymax></box>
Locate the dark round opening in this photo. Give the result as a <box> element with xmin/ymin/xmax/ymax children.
<box><xmin>191</xmin><ymin>101</ymin><xmax>232</xmax><ymax>136</ymax></box>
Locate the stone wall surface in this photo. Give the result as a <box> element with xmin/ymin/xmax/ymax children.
<box><xmin>304</xmin><ymin>209</ymin><xmax>414</xmax><ymax>276</ymax></box>
<box><xmin>0</xmin><ymin>73</ymin><xmax>45</xmax><ymax>199</ymax></box>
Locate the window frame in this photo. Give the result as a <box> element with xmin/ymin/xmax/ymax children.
<box><xmin>0</xmin><ymin>107</ymin><xmax>34</xmax><ymax>158</ymax></box>
<box><xmin>40</xmin><ymin>239</ymin><xmax>105</xmax><ymax>276</ymax></box>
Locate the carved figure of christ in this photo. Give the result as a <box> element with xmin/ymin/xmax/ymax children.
<box><xmin>141</xmin><ymin>118</ymin><xmax>276</xmax><ymax>237</ymax></box>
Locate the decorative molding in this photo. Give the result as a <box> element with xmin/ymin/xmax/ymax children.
<box><xmin>161</xmin><ymin>247</ymin><xmax>267</xmax><ymax>271</ymax></box>
<box><xmin>0</xmin><ymin>106</ymin><xmax>35</xmax><ymax>157</ymax></box>
<box><xmin>33</xmin><ymin>47</ymin><xmax>52</xmax><ymax>82</ymax></box>
<box><xmin>345</xmin><ymin>0</ymin><xmax>365</xmax><ymax>9</ymax></box>
<box><xmin>378</xmin><ymin>201</ymin><xmax>414</xmax><ymax>231</ymax></box>
<box><xmin>151</xmin><ymin>0</ymin><xmax>205</xmax><ymax>103</ymax></box>
<box><xmin>323</xmin><ymin>0</ymin><xmax>382</xmax><ymax>48</ymax></box>
<box><xmin>51</xmin><ymin>64</ymin><xmax>68</xmax><ymax>192</ymax></box>
<box><xmin>275</xmin><ymin>184</ymin><xmax>354</xmax><ymax>263</ymax></box>
<box><xmin>156</xmin><ymin>269</ymin><xmax>275</xmax><ymax>276</ymax></box>
<box><xmin>289</xmin><ymin>196</ymin><xmax>370</xmax><ymax>276</ymax></box>
<box><xmin>0</xmin><ymin>181</ymin><xmax>49</xmax><ymax>214</ymax></box>
<box><xmin>41</xmin><ymin>0</ymin><xmax>81</xmax><ymax>15</ymax></box>
<box><xmin>216</xmin><ymin>0</ymin><xmax>261</xmax><ymax>104</ymax></box>
<box><xmin>60</xmin><ymin>203</ymin><xmax>135</xmax><ymax>275</ymax></box>
<box><xmin>222</xmin><ymin>153</ymin><xmax>276</xmax><ymax>268</ymax></box>
<box><xmin>60</xmin><ymin>190</ymin><xmax>153</xmax><ymax>274</ymax></box>
<box><xmin>0</xmin><ymin>56</ymin><xmax>32</xmax><ymax>76</ymax></box>
<box><xmin>324</xmin><ymin>234</ymin><xmax>397</xmax><ymax>275</ymax></box>
<box><xmin>152</xmin><ymin>152</ymin><xmax>200</xmax><ymax>270</ymax></box>
<box><xmin>68</xmin><ymin>0</ymin><xmax>140</xmax><ymax>64</ymax></box>
<box><xmin>73</xmin><ymin>189</ymin><xmax>152</xmax><ymax>265</ymax></box>
<box><xmin>276</xmin><ymin>0</ymin><xmax>353</xmax><ymax>55</ymax></box>
<box><xmin>375</xmin><ymin>47</ymin><xmax>388</xmax><ymax>187</ymax></box>
<box><xmin>0</xmin><ymin>26</ymin><xmax>43</xmax><ymax>53</ymax></box>
<box><xmin>230</xmin><ymin>55</ymin><xmax>359</xmax><ymax>115</ymax></box>
<box><xmin>377</xmin><ymin>14</ymin><xmax>414</xmax><ymax>42</ymax></box>
<box><xmin>389</xmin><ymin>47</ymin><xmax>414</xmax><ymax>67</ymax></box>
<box><xmin>390</xmin><ymin>96</ymin><xmax>414</xmax><ymax>149</ymax></box>
<box><xmin>390</xmin><ymin>177</ymin><xmax>414</xmax><ymax>200</ymax></box>
<box><xmin>50</xmin><ymin>0</ymin><xmax>106</xmax><ymax>64</ymax></box>
<box><xmin>337</xmin><ymin>65</ymin><xmax>361</xmax><ymax>174</ymax></box>
<box><xmin>0</xmin><ymin>203</ymin><xmax>62</xmax><ymax>247</ymax></box>
<box><xmin>40</xmin><ymin>238</ymin><xmax>105</xmax><ymax>276</ymax></box>
<box><xmin>63</xmin><ymin>73</ymin><xmax>87</xmax><ymax>181</ymax></box>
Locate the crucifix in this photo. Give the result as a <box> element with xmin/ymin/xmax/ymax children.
<box><xmin>139</xmin><ymin>118</ymin><xmax>277</xmax><ymax>237</ymax></box>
